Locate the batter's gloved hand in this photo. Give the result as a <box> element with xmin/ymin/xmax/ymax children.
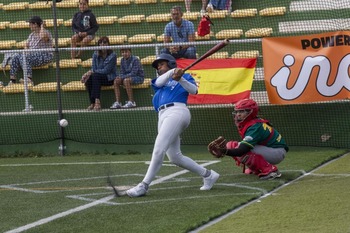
<box><xmin>172</xmin><ymin>68</ymin><xmax>184</xmax><ymax>81</ymax></box>
<box><xmin>208</xmin><ymin>136</ymin><xmax>227</xmax><ymax>158</ymax></box>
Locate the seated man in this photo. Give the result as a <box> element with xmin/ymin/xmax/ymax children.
<box><xmin>161</xmin><ymin>6</ymin><xmax>196</xmax><ymax>59</ymax></box>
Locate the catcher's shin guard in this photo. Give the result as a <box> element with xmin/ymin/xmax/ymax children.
<box><xmin>226</xmin><ymin>141</ymin><xmax>249</xmax><ymax>174</ymax></box>
<box><xmin>241</xmin><ymin>152</ymin><xmax>278</xmax><ymax>177</ymax></box>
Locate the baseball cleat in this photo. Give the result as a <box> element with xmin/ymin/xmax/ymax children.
<box><xmin>126</xmin><ymin>182</ymin><xmax>148</xmax><ymax>197</ymax></box>
<box><xmin>259</xmin><ymin>170</ymin><xmax>282</xmax><ymax>180</ymax></box>
<box><xmin>200</xmin><ymin>170</ymin><xmax>219</xmax><ymax>190</ymax></box>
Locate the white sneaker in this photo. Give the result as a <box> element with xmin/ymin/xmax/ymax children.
<box><xmin>110</xmin><ymin>101</ymin><xmax>122</xmax><ymax>109</ymax></box>
<box><xmin>200</xmin><ymin>9</ymin><xmax>207</xmax><ymax>16</ymax></box>
<box><xmin>206</xmin><ymin>3</ymin><xmax>214</xmax><ymax>13</ymax></box>
<box><xmin>126</xmin><ymin>182</ymin><xmax>148</xmax><ymax>197</ymax></box>
<box><xmin>122</xmin><ymin>101</ymin><xmax>136</xmax><ymax>108</ymax></box>
<box><xmin>200</xmin><ymin>170</ymin><xmax>219</xmax><ymax>191</ymax></box>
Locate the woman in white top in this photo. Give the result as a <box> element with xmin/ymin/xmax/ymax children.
<box><xmin>8</xmin><ymin>16</ymin><xmax>53</xmax><ymax>85</ymax></box>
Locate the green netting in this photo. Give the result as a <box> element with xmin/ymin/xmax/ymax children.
<box><xmin>0</xmin><ymin>0</ymin><xmax>349</xmax><ymax>152</ymax></box>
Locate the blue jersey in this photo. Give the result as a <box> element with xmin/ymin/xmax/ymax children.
<box><xmin>151</xmin><ymin>73</ymin><xmax>195</xmax><ymax>111</ymax></box>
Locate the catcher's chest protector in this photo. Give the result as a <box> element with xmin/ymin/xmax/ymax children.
<box><xmin>197</xmin><ymin>15</ymin><xmax>212</xmax><ymax>37</ymax></box>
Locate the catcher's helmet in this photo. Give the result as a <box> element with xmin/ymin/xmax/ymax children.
<box><xmin>234</xmin><ymin>99</ymin><xmax>259</xmax><ymax>123</ymax></box>
<box><xmin>152</xmin><ymin>53</ymin><xmax>177</xmax><ymax>69</ymax></box>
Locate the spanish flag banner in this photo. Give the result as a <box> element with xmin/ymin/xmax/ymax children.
<box><xmin>177</xmin><ymin>58</ymin><xmax>257</xmax><ymax>104</ymax></box>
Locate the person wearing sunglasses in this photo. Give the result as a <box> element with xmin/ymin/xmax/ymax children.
<box><xmin>71</xmin><ymin>0</ymin><xmax>99</xmax><ymax>59</ymax></box>
<box><xmin>161</xmin><ymin>6</ymin><xmax>196</xmax><ymax>59</ymax></box>
<box><xmin>208</xmin><ymin>98</ymin><xmax>289</xmax><ymax>180</ymax></box>
<box><xmin>81</xmin><ymin>36</ymin><xmax>117</xmax><ymax>111</ymax></box>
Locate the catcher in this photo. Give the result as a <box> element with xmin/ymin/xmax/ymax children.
<box><xmin>208</xmin><ymin>98</ymin><xmax>288</xmax><ymax>180</ymax></box>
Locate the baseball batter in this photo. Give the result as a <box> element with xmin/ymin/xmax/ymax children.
<box><xmin>126</xmin><ymin>54</ymin><xmax>219</xmax><ymax>197</ymax></box>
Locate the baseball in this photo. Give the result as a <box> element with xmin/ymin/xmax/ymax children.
<box><xmin>59</xmin><ymin>119</ymin><xmax>68</xmax><ymax>127</ymax></box>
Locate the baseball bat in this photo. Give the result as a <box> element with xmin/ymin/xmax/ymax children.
<box><xmin>107</xmin><ymin>175</ymin><xmax>121</xmax><ymax>197</ymax></box>
<box><xmin>183</xmin><ymin>39</ymin><xmax>230</xmax><ymax>72</ymax></box>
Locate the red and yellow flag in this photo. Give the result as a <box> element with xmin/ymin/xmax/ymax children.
<box><xmin>177</xmin><ymin>58</ymin><xmax>257</xmax><ymax>104</ymax></box>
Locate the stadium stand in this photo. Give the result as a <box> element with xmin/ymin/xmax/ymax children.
<box><xmin>1</xmin><ymin>0</ymin><xmax>349</xmax><ymax>151</ymax></box>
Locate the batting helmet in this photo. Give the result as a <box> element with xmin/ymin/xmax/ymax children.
<box><xmin>152</xmin><ymin>53</ymin><xmax>177</xmax><ymax>69</ymax></box>
<box><xmin>234</xmin><ymin>99</ymin><xmax>259</xmax><ymax>124</ymax></box>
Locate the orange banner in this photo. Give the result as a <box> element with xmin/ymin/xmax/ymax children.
<box><xmin>177</xmin><ymin>58</ymin><xmax>256</xmax><ymax>104</ymax></box>
<box><xmin>263</xmin><ymin>30</ymin><xmax>350</xmax><ymax>104</ymax></box>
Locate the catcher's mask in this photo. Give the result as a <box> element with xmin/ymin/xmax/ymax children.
<box><xmin>152</xmin><ymin>53</ymin><xmax>177</xmax><ymax>70</ymax></box>
<box><xmin>233</xmin><ymin>99</ymin><xmax>259</xmax><ymax>125</ymax></box>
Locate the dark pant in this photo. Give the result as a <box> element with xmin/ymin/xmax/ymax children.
<box><xmin>85</xmin><ymin>73</ymin><xmax>114</xmax><ymax>104</ymax></box>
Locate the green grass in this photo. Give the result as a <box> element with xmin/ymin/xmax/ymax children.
<box><xmin>0</xmin><ymin>146</ymin><xmax>348</xmax><ymax>232</ymax></box>
<box><xmin>200</xmin><ymin>152</ymin><xmax>350</xmax><ymax>233</ymax></box>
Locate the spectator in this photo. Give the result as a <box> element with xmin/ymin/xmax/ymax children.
<box><xmin>185</xmin><ymin>0</ymin><xmax>208</xmax><ymax>15</ymax></box>
<box><xmin>206</xmin><ymin>0</ymin><xmax>231</xmax><ymax>13</ymax></box>
<box><xmin>208</xmin><ymin>98</ymin><xmax>288</xmax><ymax>180</ymax></box>
<box><xmin>81</xmin><ymin>37</ymin><xmax>117</xmax><ymax>111</ymax></box>
<box><xmin>71</xmin><ymin>0</ymin><xmax>99</xmax><ymax>59</ymax></box>
<box><xmin>110</xmin><ymin>48</ymin><xmax>145</xmax><ymax>109</ymax></box>
<box><xmin>126</xmin><ymin>54</ymin><xmax>219</xmax><ymax>197</ymax></box>
<box><xmin>8</xmin><ymin>16</ymin><xmax>53</xmax><ymax>86</ymax></box>
<box><xmin>161</xmin><ymin>6</ymin><xmax>196</xmax><ymax>59</ymax></box>
<box><xmin>206</xmin><ymin>0</ymin><xmax>231</xmax><ymax>12</ymax></box>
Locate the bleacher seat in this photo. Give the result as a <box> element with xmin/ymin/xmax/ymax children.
<box><xmin>208</xmin><ymin>51</ymin><xmax>229</xmax><ymax>59</ymax></box>
<box><xmin>231</xmin><ymin>9</ymin><xmax>258</xmax><ymax>18</ymax></box>
<box><xmin>245</xmin><ymin>28</ymin><xmax>273</xmax><ymax>37</ymax></box>
<box><xmin>56</xmin><ymin>1</ymin><xmax>78</xmax><ymax>8</ymax></box>
<box><xmin>28</xmin><ymin>1</ymin><xmax>52</xmax><ymax>9</ymax></box>
<box><xmin>183</xmin><ymin>12</ymin><xmax>200</xmax><ymax>21</ymax></box>
<box><xmin>44</xmin><ymin>19</ymin><xmax>64</xmax><ymax>27</ymax></box>
<box><xmin>2</xmin><ymin>2</ymin><xmax>29</xmax><ymax>11</ymax></box>
<box><xmin>2</xmin><ymin>83</ymin><xmax>32</xmax><ymax>94</ymax></box>
<box><xmin>81</xmin><ymin>58</ymin><xmax>92</xmax><ymax>68</ymax></box>
<box><xmin>134</xmin><ymin>0</ymin><xmax>157</xmax><ymax>4</ymax></box>
<box><xmin>118</xmin><ymin>15</ymin><xmax>145</xmax><ymax>24</ymax></box>
<box><xmin>0</xmin><ymin>40</ymin><xmax>17</xmax><ymax>49</ymax></box>
<box><xmin>208</xmin><ymin>10</ymin><xmax>229</xmax><ymax>19</ymax></box>
<box><xmin>195</xmin><ymin>32</ymin><xmax>212</xmax><ymax>41</ymax></box>
<box><xmin>62</xmin><ymin>79</ymin><xmax>151</xmax><ymax>92</ymax></box>
<box><xmin>0</xmin><ymin>3</ymin><xmax>3</xmax><ymax>9</ymax></box>
<box><xmin>146</xmin><ymin>14</ymin><xmax>171</xmax><ymax>23</ymax></box>
<box><xmin>141</xmin><ymin>55</ymin><xmax>156</xmax><ymax>65</ymax></box>
<box><xmin>9</xmin><ymin>21</ymin><xmax>29</xmax><ymax>29</ymax></box>
<box><xmin>231</xmin><ymin>50</ymin><xmax>260</xmax><ymax>58</ymax></box>
<box><xmin>63</xmin><ymin>19</ymin><xmax>72</xmax><ymax>27</ymax></box>
<box><xmin>259</xmin><ymin>7</ymin><xmax>286</xmax><ymax>16</ymax></box>
<box><xmin>33</xmin><ymin>64</ymin><xmax>51</xmax><ymax>70</ymax></box>
<box><xmin>62</xmin><ymin>81</ymin><xmax>85</xmax><ymax>91</ymax></box>
<box><xmin>88</xmin><ymin>0</ymin><xmax>105</xmax><ymax>7</ymax></box>
<box><xmin>97</xmin><ymin>16</ymin><xmax>118</xmax><ymax>25</ymax></box>
<box><xmin>1</xmin><ymin>65</ymin><xmax>10</xmax><ymax>71</ymax></box>
<box><xmin>15</xmin><ymin>40</ymin><xmax>26</xmax><ymax>49</ymax></box>
<box><xmin>161</xmin><ymin>0</ymin><xmax>183</xmax><ymax>2</ymax></box>
<box><xmin>32</xmin><ymin>82</ymin><xmax>62</xmax><ymax>92</ymax></box>
<box><xmin>108</xmin><ymin>35</ymin><xmax>128</xmax><ymax>44</ymax></box>
<box><xmin>107</xmin><ymin>0</ymin><xmax>132</xmax><ymax>5</ymax></box>
<box><xmin>215</xmin><ymin>29</ymin><xmax>243</xmax><ymax>39</ymax></box>
<box><xmin>128</xmin><ymin>34</ymin><xmax>156</xmax><ymax>43</ymax></box>
<box><xmin>0</xmin><ymin>21</ymin><xmax>10</xmax><ymax>30</ymax></box>
<box><xmin>57</xmin><ymin>38</ymin><xmax>71</xmax><ymax>47</ymax></box>
<box><xmin>53</xmin><ymin>59</ymin><xmax>81</xmax><ymax>68</ymax></box>
<box><xmin>157</xmin><ymin>34</ymin><xmax>165</xmax><ymax>42</ymax></box>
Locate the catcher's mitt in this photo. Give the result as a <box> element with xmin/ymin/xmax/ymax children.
<box><xmin>208</xmin><ymin>136</ymin><xmax>227</xmax><ymax>158</ymax></box>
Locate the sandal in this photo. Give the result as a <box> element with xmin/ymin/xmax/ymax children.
<box><xmin>87</xmin><ymin>104</ymin><xmax>94</xmax><ymax>110</ymax></box>
<box><xmin>93</xmin><ymin>102</ymin><xmax>101</xmax><ymax>111</ymax></box>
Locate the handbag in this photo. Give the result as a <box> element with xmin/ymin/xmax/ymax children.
<box><xmin>197</xmin><ymin>15</ymin><xmax>213</xmax><ymax>37</ymax></box>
